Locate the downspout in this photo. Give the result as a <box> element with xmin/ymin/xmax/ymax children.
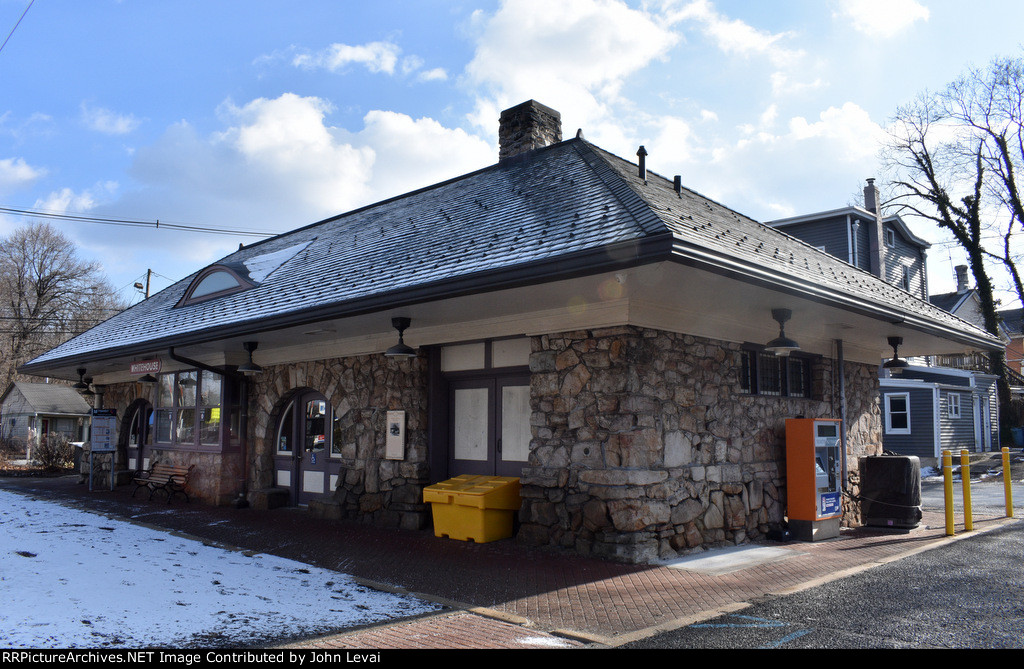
<box><xmin>168</xmin><ymin>347</ymin><xmax>250</xmax><ymax>507</ymax></box>
<box><xmin>846</xmin><ymin>215</ymin><xmax>854</xmax><ymax>266</ymax></box>
<box><xmin>836</xmin><ymin>339</ymin><xmax>848</xmax><ymax>492</ymax></box>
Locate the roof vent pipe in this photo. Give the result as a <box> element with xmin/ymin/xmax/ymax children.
<box><xmin>673</xmin><ymin>175</ymin><xmax>682</xmax><ymax>197</ymax></box>
<box><xmin>637</xmin><ymin>146</ymin><xmax>648</xmax><ymax>181</ymax></box>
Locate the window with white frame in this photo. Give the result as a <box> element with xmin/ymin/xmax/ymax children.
<box><xmin>885</xmin><ymin>392</ymin><xmax>911</xmax><ymax>434</ymax></box>
<box><xmin>947</xmin><ymin>392</ymin><xmax>961</xmax><ymax>419</ymax></box>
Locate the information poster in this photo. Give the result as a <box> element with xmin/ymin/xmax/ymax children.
<box><xmin>90</xmin><ymin>409</ymin><xmax>117</xmax><ymax>452</ymax></box>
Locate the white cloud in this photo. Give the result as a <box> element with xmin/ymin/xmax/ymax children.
<box><xmin>700</xmin><ymin>109</ymin><xmax>719</xmax><ymax>123</ymax></box>
<box><xmin>679</xmin><ymin>101</ymin><xmax>887</xmax><ymax>221</ymax></box>
<box><xmin>83</xmin><ymin>94</ymin><xmax>497</xmax><ymax>284</ymax></box>
<box><xmin>81</xmin><ymin>103</ymin><xmax>142</xmax><ymax>135</ymax></box>
<box><xmin>417</xmin><ymin>67</ymin><xmax>449</xmax><ymax>82</ymax></box>
<box><xmin>464</xmin><ymin>0</ymin><xmax>680</xmax><ymax>136</ymax></box>
<box><xmin>0</xmin><ymin>157</ymin><xmax>45</xmax><ymax>193</ymax></box>
<box><xmin>118</xmin><ymin>94</ymin><xmax>494</xmax><ymax>234</ymax></box>
<box><xmin>770</xmin><ymin>71</ymin><xmax>825</xmax><ymax>97</ymax></box>
<box><xmin>293</xmin><ymin>41</ymin><xmax>402</xmax><ymax>74</ymax></box>
<box><xmin>835</xmin><ymin>0</ymin><xmax>929</xmax><ymax>39</ymax></box>
<box><xmin>35</xmin><ymin>186</ymin><xmax>103</xmax><ymax>214</ymax></box>
<box><xmin>787</xmin><ymin>102</ymin><xmax>885</xmax><ymax>162</ymax></box>
<box><xmin>668</xmin><ymin>0</ymin><xmax>804</xmax><ymax>68</ymax></box>
<box><xmin>356</xmin><ymin>110</ymin><xmax>494</xmax><ymax>197</ymax></box>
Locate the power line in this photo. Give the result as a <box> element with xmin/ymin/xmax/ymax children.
<box><xmin>0</xmin><ymin>0</ymin><xmax>33</xmax><ymax>56</ymax></box>
<box><xmin>0</xmin><ymin>205</ymin><xmax>280</xmax><ymax>238</ymax></box>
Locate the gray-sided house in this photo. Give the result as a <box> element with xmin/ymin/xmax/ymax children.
<box><xmin>20</xmin><ymin>101</ymin><xmax>1002</xmax><ymax>563</ymax></box>
<box><xmin>766</xmin><ymin>182</ymin><xmax>931</xmax><ymax>301</ymax></box>
<box><xmin>768</xmin><ymin>201</ymin><xmax>1003</xmax><ymax>457</ymax></box>
<box><xmin>880</xmin><ymin>365</ymin><xmax>999</xmax><ymax>458</ymax></box>
<box><xmin>0</xmin><ymin>382</ymin><xmax>91</xmax><ymax>454</ymax></box>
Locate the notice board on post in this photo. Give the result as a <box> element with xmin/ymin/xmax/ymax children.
<box><xmin>90</xmin><ymin>409</ymin><xmax>117</xmax><ymax>452</ymax></box>
<box><xmin>89</xmin><ymin>409</ymin><xmax>117</xmax><ymax>492</ymax></box>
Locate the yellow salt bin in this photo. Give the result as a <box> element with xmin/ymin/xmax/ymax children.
<box><xmin>422</xmin><ymin>475</ymin><xmax>521</xmax><ymax>543</ymax></box>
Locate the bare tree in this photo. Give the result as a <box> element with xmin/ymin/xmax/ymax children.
<box><xmin>0</xmin><ymin>222</ymin><xmax>126</xmax><ymax>388</ymax></box>
<box><xmin>882</xmin><ymin>53</ymin><xmax>1024</xmax><ymax>413</ymax></box>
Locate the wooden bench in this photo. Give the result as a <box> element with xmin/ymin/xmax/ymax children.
<box><xmin>131</xmin><ymin>462</ymin><xmax>195</xmax><ymax>503</ymax></box>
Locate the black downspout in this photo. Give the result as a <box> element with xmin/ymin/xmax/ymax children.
<box><xmin>836</xmin><ymin>339</ymin><xmax>848</xmax><ymax>492</ymax></box>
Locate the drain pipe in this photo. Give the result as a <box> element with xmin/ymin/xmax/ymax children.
<box><xmin>836</xmin><ymin>339</ymin><xmax>848</xmax><ymax>492</ymax></box>
<box><xmin>168</xmin><ymin>347</ymin><xmax>250</xmax><ymax>507</ymax></box>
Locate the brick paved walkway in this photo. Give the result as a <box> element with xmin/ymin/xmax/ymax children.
<box><xmin>1</xmin><ymin>475</ymin><xmax>1016</xmax><ymax>649</ymax></box>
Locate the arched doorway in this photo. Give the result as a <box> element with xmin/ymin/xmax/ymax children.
<box><xmin>123</xmin><ymin>399</ymin><xmax>154</xmax><ymax>474</ymax></box>
<box><xmin>272</xmin><ymin>390</ymin><xmax>338</xmax><ymax>505</ymax></box>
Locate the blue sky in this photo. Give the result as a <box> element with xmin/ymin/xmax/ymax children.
<box><xmin>2</xmin><ymin>0</ymin><xmax>1023</xmax><ymax>307</ymax></box>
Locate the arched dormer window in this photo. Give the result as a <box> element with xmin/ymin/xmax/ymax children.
<box><xmin>176</xmin><ymin>265</ymin><xmax>254</xmax><ymax>307</ymax></box>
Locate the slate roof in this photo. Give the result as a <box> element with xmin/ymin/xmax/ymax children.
<box><xmin>930</xmin><ymin>289</ymin><xmax>972</xmax><ymax>314</ymax></box>
<box><xmin>999</xmin><ymin>308</ymin><xmax>1024</xmax><ymax>337</ymax></box>
<box><xmin>1</xmin><ymin>382</ymin><xmax>91</xmax><ymax>415</ymax></box>
<box><xmin>21</xmin><ymin>137</ymin><xmax>1001</xmax><ymax>374</ymax></box>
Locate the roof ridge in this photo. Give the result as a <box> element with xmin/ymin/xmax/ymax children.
<box><xmin>570</xmin><ymin>140</ymin><xmax>669</xmax><ymax>238</ymax></box>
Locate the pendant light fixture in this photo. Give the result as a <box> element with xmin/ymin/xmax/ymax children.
<box><xmin>238</xmin><ymin>341</ymin><xmax>264</xmax><ymax>376</ymax></box>
<box><xmin>384</xmin><ymin>317</ymin><xmax>416</xmax><ymax>358</ymax></box>
<box><xmin>884</xmin><ymin>336</ymin><xmax>909</xmax><ymax>370</ymax></box>
<box><xmin>765</xmin><ymin>308</ymin><xmax>800</xmax><ymax>357</ymax></box>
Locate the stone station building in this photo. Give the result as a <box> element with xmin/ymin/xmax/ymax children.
<box><xmin>21</xmin><ymin>101</ymin><xmax>1000</xmax><ymax>563</ymax></box>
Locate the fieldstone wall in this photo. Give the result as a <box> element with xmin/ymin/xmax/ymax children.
<box><xmin>247</xmin><ymin>353</ymin><xmax>431</xmax><ymax>530</ymax></box>
<box><xmin>517</xmin><ymin>326</ymin><xmax>881</xmax><ymax>564</ymax></box>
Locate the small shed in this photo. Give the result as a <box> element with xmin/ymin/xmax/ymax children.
<box><xmin>0</xmin><ymin>382</ymin><xmax>91</xmax><ymax>456</ymax></box>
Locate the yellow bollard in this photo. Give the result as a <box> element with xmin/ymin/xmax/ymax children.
<box><xmin>960</xmin><ymin>450</ymin><xmax>973</xmax><ymax>531</ymax></box>
<box><xmin>1004</xmin><ymin>447</ymin><xmax>1015</xmax><ymax>518</ymax></box>
<box><xmin>943</xmin><ymin>450</ymin><xmax>955</xmax><ymax>536</ymax></box>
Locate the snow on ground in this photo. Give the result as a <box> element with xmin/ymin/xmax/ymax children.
<box><xmin>0</xmin><ymin>490</ymin><xmax>441</xmax><ymax>649</ymax></box>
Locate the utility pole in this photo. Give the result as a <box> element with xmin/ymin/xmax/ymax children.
<box><xmin>133</xmin><ymin>269</ymin><xmax>153</xmax><ymax>299</ymax></box>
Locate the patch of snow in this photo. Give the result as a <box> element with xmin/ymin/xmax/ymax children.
<box><xmin>0</xmin><ymin>490</ymin><xmax>440</xmax><ymax>648</ymax></box>
<box><xmin>516</xmin><ymin>635</ymin><xmax>576</xmax><ymax>647</ymax></box>
<box><xmin>243</xmin><ymin>241</ymin><xmax>313</xmax><ymax>283</ymax></box>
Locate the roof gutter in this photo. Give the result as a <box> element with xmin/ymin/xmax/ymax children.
<box><xmin>667</xmin><ymin>239</ymin><xmax>1002</xmax><ymax>353</ymax></box>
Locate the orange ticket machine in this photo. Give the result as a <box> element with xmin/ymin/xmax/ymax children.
<box><xmin>785</xmin><ymin>418</ymin><xmax>843</xmax><ymax>541</ymax></box>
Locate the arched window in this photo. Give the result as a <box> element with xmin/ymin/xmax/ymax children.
<box><xmin>176</xmin><ymin>265</ymin><xmax>254</xmax><ymax>307</ymax></box>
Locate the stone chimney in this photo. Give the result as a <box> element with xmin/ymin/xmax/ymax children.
<box><xmin>955</xmin><ymin>264</ymin><xmax>970</xmax><ymax>292</ymax></box>
<box><xmin>498</xmin><ymin>100</ymin><xmax>562</xmax><ymax>162</ymax></box>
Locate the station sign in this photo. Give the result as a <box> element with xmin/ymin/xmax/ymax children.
<box><xmin>130</xmin><ymin>359</ymin><xmax>161</xmax><ymax>375</ymax></box>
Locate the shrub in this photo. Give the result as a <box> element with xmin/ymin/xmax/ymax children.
<box><xmin>35</xmin><ymin>434</ymin><xmax>75</xmax><ymax>470</ymax></box>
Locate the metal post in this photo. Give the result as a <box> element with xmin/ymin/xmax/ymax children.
<box><xmin>943</xmin><ymin>450</ymin><xmax>955</xmax><ymax>536</ymax></box>
<box><xmin>1004</xmin><ymin>447</ymin><xmax>1015</xmax><ymax>518</ymax></box>
<box><xmin>960</xmin><ymin>450</ymin><xmax>973</xmax><ymax>531</ymax></box>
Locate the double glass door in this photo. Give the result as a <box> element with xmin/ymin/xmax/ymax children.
<box><xmin>449</xmin><ymin>374</ymin><xmax>531</xmax><ymax>477</ymax></box>
<box><xmin>275</xmin><ymin>392</ymin><xmax>333</xmax><ymax>505</ymax></box>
